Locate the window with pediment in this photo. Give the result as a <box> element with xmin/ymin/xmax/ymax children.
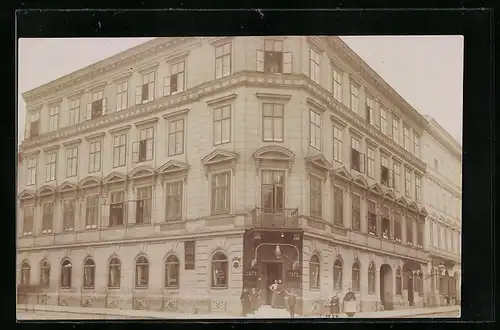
<box><xmin>110</xmin><ymin>191</ymin><xmax>125</xmax><ymax>227</ymax></box>
<box><xmin>310</xmin><ymin>175</ymin><xmax>322</xmax><ymax>218</ymax></box>
<box><xmin>262</xmin><ymin>170</ymin><xmax>285</xmax><ymax>214</ymax></box>
<box><xmin>211</xmin><ymin>172</ymin><xmax>231</xmax><ymax>215</ymax></box>
<box><xmin>63</xmin><ymin>199</ymin><xmax>75</xmax><ymax>232</ymax></box>
<box><xmin>333</xmin><ymin>186</ymin><xmax>343</xmax><ymax>226</ymax></box>
<box><xmin>351</xmin><ymin>193</ymin><xmax>361</xmax><ymax>231</ymax></box>
<box><xmin>26</xmin><ymin>157</ymin><xmax>37</xmax><ymax>186</ymax></box>
<box><xmin>166</xmin><ymin>181</ymin><xmax>183</xmax><ymax>221</ymax></box>
<box><xmin>136</xmin><ymin>186</ymin><xmax>152</xmax><ymax>224</ymax></box>
<box><xmin>42</xmin><ymin>202</ymin><xmax>53</xmax><ymax>234</ymax></box>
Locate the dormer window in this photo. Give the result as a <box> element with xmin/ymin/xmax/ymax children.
<box><xmin>136</xmin><ymin>72</ymin><xmax>155</xmax><ymax>104</ymax></box>
<box><xmin>257</xmin><ymin>40</ymin><xmax>292</xmax><ymax>74</ymax></box>
<box><xmin>164</xmin><ymin>61</ymin><xmax>185</xmax><ymax>96</ymax></box>
<box><xmin>86</xmin><ymin>90</ymin><xmax>107</xmax><ymax>120</ymax></box>
<box><xmin>28</xmin><ymin>112</ymin><xmax>40</xmax><ymax>138</ymax></box>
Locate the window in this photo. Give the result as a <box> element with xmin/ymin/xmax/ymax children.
<box><xmin>415</xmin><ymin>175</ymin><xmax>422</xmax><ymax>202</ymax></box>
<box><xmin>368</xmin><ymin>262</ymin><xmax>376</xmax><ymax>294</ymax></box>
<box><xmin>350</xmin><ymin>83</ymin><xmax>359</xmax><ymax>114</ymax></box>
<box><xmin>309</xmin><ymin>255</ymin><xmax>320</xmax><ymax>289</ymax></box>
<box><xmin>366</xmin><ymin>97</ymin><xmax>374</xmax><ymax>124</ymax></box>
<box><xmin>437</xmin><ymin>224</ymin><xmax>442</xmax><ymax>248</ymax></box>
<box><xmin>42</xmin><ymin>202</ymin><xmax>53</xmax><ymax>234</ymax></box>
<box><xmin>66</xmin><ymin>147</ymin><xmax>78</xmax><ymax>178</ymax></box>
<box><xmin>350</xmin><ymin>137</ymin><xmax>363</xmax><ymax>172</ymax></box>
<box><xmin>381</xmin><ymin>207</ymin><xmax>390</xmax><ymax>239</ymax></box>
<box><xmin>116</xmin><ymin>81</ymin><xmax>129</xmax><ymax>111</ymax></box>
<box><xmin>113</xmin><ymin>134</ymin><xmax>127</xmax><ymax>168</ymax></box>
<box><xmin>333</xmin><ymin>258</ymin><xmax>343</xmax><ymax>291</ymax></box>
<box><xmin>83</xmin><ymin>258</ymin><xmax>95</xmax><ymax>289</ymax></box>
<box><xmin>352</xmin><ymin>261</ymin><xmax>360</xmax><ymax>292</ymax></box>
<box><xmin>69</xmin><ymin>99</ymin><xmax>80</xmax><ymax>126</ymax></box>
<box><xmin>45</xmin><ymin>151</ymin><xmax>57</xmax><ymax>182</ymax></box>
<box><xmin>168</xmin><ymin>120</ymin><xmax>184</xmax><ymax>156</ymax></box>
<box><xmin>60</xmin><ymin>259</ymin><xmax>72</xmax><ymax>289</ymax></box>
<box><xmin>211</xmin><ymin>252</ymin><xmax>228</xmax><ymax>288</ymax></box>
<box><xmin>62</xmin><ymin>199</ymin><xmax>75</xmax><ymax>232</ymax></box>
<box><xmin>309</xmin><ymin>110</ymin><xmax>321</xmax><ymax>150</ymax></box>
<box><xmin>367</xmin><ymin>200</ymin><xmax>377</xmax><ymax>235</ymax></box>
<box><xmin>164</xmin><ymin>62</ymin><xmax>185</xmax><ymax>96</ymax></box>
<box><xmin>332</xmin><ymin>68</ymin><xmax>342</xmax><ymax>101</ymax></box>
<box><xmin>333</xmin><ymin>186</ymin><xmax>343</xmax><ymax>226</ymax></box>
<box><xmin>28</xmin><ymin>112</ymin><xmax>40</xmax><ymax>138</ymax></box>
<box><xmin>20</xmin><ymin>261</ymin><xmax>30</xmax><ymax>285</ymax></box>
<box><xmin>309</xmin><ymin>49</ymin><xmax>320</xmax><ymax>84</ymax></box>
<box><xmin>310</xmin><ymin>175</ymin><xmax>322</xmax><ymax>218</ymax></box>
<box><xmin>261</xmin><ymin>170</ymin><xmax>285</xmax><ymax>214</ymax></box>
<box><xmin>430</xmin><ymin>221</ymin><xmax>434</xmax><ymax>246</ymax></box>
<box><xmin>393</xmin><ymin>163</ymin><xmax>401</xmax><ymax>192</ymax></box>
<box><xmin>367</xmin><ymin>147</ymin><xmax>375</xmax><ymax>178</ymax></box>
<box><xmin>406</xmin><ymin>217</ymin><xmax>413</xmax><ymax>246</ymax></box>
<box><xmin>395</xmin><ymin>268</ymin><xmax>402</xmax><ymax>295</ymax></box>
<box><xmin>165</xmin><ymin>254</ymin><xmax>180</xmax><ymax>288</ymax></box>
<box><xmin>214</xmin><ymin>105</ymin><xmax>231</xmax><ymax>145</ymax></box>
<box><xmin>333</xmin><ymin>126</ymin><xmax>343</xmax><ymax>163</ymax></box>
<box><xmin>394</xmin><ymin>212</ymin><xmax>402</xmax><ymax>243</ymax></box>
<box><xmin>86</xmin><ymin>90</ymin><xmax>107</xmax><ymax>119</ymax></box>
<box><xmin>404</xmin><ymin>169</ymin><xmax>412</xmax><ymax>198</ymax></box>
<box><xmin>450</xmin><ymin>229</ymin><xmax>455</xmax><ymax>253</ymax></box>
<box><xmin>49</xmin><ymin>105</ymin><xmax>59</xmax><ymax>132</ymax></box>
<box><xmin>133</xmin><ymin>127</ymin><xmax>154</xmax><ymax>162</ymax></box>
<box><xmin>417</xmin><ymin>222</ymin><xmax>424</xmax><ymax>248</ymax></box>
<box><xmin>257</xmin><ymin>40</ymin><xmax>292</xmax><ymax>74</ymax></box>
<box><xmin>351</xmin><ymin>194</ymin><xmax>361</xmax><ymax>231</ymax></box>
<box><xmin>135</xmin><ymin>256</ymin><xmax>149</xmax><ymax>288</ymax></box>
<box><xmin>392</xmin><ymin>116</ymin><xmax>400</xmax><ymax>144</ymax></box>
<box><xmin>380</xmin><ymin>108</ymin><xmax>387</xmax><ymax>135</ymax></box>
<box><xmin>40</xmin><ymin>260</ymin><xmax>50</xmax><ymax>287</ymax></box>
<box><xmin>85</xmin><ymin>195</ymin><xmax>99</xmax><ymax>229</ymax></box>
<box><xmin>166</xmin><ymin>181</ymin><xmax>183</xmax><ymax>221</ymax></box>
<box><xmin>403</xmin><ymin>124</ymin><xmax>410</xmax><ymax>151</ymax></box>
<box><xmin>381</xmin><ymin>155</ymin><xmax>390</xmax><ymax>187</ymax></box>
<box><xmin>136</xmin><ymin>72</ymin><xmax>155</xmax><ymax>104</ymax></box>
<box><xmin>211</xmin><ymin>172</ymin><xmax>231</xmax><ymax>215</ymax></box>
<box><xmin>110</xmin><ymin>191</ymin><xmax>125</xmax><ymax>227</ymax></box>
<box><xmin>22</xmin><ymin>206</ymin><xmax>34</xmax><ymax>236</ymax></box>
<box><xmin>88</xmin><ymin>141</ymin><xmax>102</xmax><ymax>173</ymax></box>
<box><xmin>26</xmin><ymin>157</ymin><xmax>37</xmax><ymax>186</ymax></box>
<box><xmin>444</xmin><ymin>227</ymin><xmax>448</xmax><ymax>251</ymax></box>
<box><xmin>136</xmin><ymin>186</ymin><xmax>152</xmax><ymax>224</ymax></box>
<box><xmin>263</xmin><ymin>103</ymin><xmax>284</xmax><ymax>142</ymax></box>
<box><xmin>215</xmin><ymin>42</ymin><xmax>231</xmax><ymax>78</ymax></box>
<box><xmin>108</xmin><ymin>257</ymin><xmax>121</xmax><ymax>289</ymax></box>
<box><xmin>414</xmin><ymin>133</ymin><xmax>421</xmax><ymax>159</ymax></box>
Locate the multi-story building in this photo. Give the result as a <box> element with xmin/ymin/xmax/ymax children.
<box><xmin>421</xmin><ymin>117</ymin><xmax>462</xmax><ymax>307</ymax></box>
<box><xmin>17</xmin><ymin>36</ymin><xmax>432</xmax><ymax>316</ymax></box>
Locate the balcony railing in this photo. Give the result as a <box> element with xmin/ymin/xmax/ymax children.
<box><xmin>251</xmin><ymin>207</ymin><xmax>299</xmax><ymax>228</ymax></box>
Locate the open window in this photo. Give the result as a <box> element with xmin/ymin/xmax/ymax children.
<box><xmin>132</xmin><ymin>127</ymin><xmax>154</xmax><ymax>163</ymax></box>
<box><xmin>257</xmin><ymin>40</ymin><xmax>292</xmax><ymax>74</ymax></box>
<box><xmin>381</xmin><ymin>207</ymin><xmax>390</xmax><ymax>239</ymax></box>
<box><xmin>110</xmin><ymin>191</ymin><xmax>125</xmax><ymax>227</ymax></box>
<box><xmin>28</xmin><ymin>112</ymin><xmax>40</xmax><ymax>138</ymax></box>
<box><xmin>367</xmin><ymin>200</ymin><xmax>377</xmax><ymax>235</ymax></box>
<box><xmin>350</xmin><ymin>137</ymin><xmax>365</xmax><ymax>173</ymax></box>
<box><xmin>86</xmin><ymin>90</ymin><xmax>107</xmax><ymax>120</ymax></box>
<box><xmin>136</xmin><ymin>72</ymin><xmax>155</xmax><ymax>104</ymax></box>
<box><xmin>394</xmin><ymin>212</ymin><xmax>402</xmax><ymax>243</ymax></box>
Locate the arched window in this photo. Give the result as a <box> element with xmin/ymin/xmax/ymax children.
<box><xmin>83</xmin><ymin>258</ymin><xmax>95</xmax><ymax>289</ymax></box>
<box><xmin>108</xmin><ymin>257</ymin><xmax>121</xmax><ymax>289</ymax></box>
<box><xmin>309</xmin><ymin>255</ymin><xmax>320</xmax><ymax>290</ymax></box>
<box><xmin>396</xmin><ymin>267</ymin><xmax>402</xmax><ymax>295</ymax></box>
<box><xmin>333</xmin><ymin>257</ymin><xmax>343</xmax><ymax>291</ymax></box>
<box><xmin>352</xmin><ymin>260</ymin><xmax>360</xmax><ymax>292</ymax></box>
<box><xmin>40</xmin><ymin>260</ymin><xmax>50</xmax><ymax>287</ymax></box>
<box><xmin>20</xmin><ymin>261</ymin><xmax>30</xmax><ymax>285</ymax></box>
<box><xmin>135</xmin><ymin>256</ymin><xmax>149</xmax><ymax>288</ymax></box>
<box><xmin>368</xmin><ymin>262</ymin><xmax>376</xmax><ymax>294</ymax></box>
<box><xmin>60</xmin><ymin>259</ymin><xmax>72</xmax><ymax>289</ymax></box>
<box><xmin>165</xmin><ymin>254</ymin><xmax>180</xmax><ymax>288</ymax></box>
<box><xmin>211</xmin><ymin>251</ymin><xmax>228</xmax><ymax>288</ymax></box>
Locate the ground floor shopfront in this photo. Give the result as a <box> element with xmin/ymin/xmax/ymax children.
<box><xmin>424</xmin><ymin>258</ymin><xmax>461</xmax><ymax>307</ymax></box>
<box><xmin>17</xmin><ymin>229</ymin><xmax>433</xmax><ymax>316</ymax></box>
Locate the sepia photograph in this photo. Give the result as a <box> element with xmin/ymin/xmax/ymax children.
<box><xmin>16</xmin><ymin>35</ymin><xmax>463</xmax><ymax>320</ymax></box>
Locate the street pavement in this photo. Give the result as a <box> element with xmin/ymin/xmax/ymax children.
<box><xmin>402</xmin><ymin>310</ymin><xmax>460</xmax><ymax>318</ymax></box>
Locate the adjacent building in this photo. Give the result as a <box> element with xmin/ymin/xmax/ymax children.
<box><xmin>17</xmin><ymin>36</ymin><xmax>457</xmax><ymax>316</ymax></box>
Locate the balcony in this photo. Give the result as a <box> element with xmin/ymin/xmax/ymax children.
<box><xmin>251</xmin><ymin>207</ymin><xmax>299</xmax><ymax>229</ymax></box>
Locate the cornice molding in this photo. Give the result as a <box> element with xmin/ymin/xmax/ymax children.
<box><xmin>137</xmin><ymin>62</ymin><xmax>160</xmax><ymax>75</ymax></box>
<box><xmin>206</xmin><ymin>93</ymin><xmax>238</xmax><ymax>107</ymax></box>
<box><xmin>255</xmin><ymin>92</ymin><xmax>292</xmax><ymax>101</ymax></box>
<box><xmin>306</xmin><ymin>97</ymin><xmax>327</xmax><ymax>113</ymax></box>
<box><xmin>85</xmin><ymin>132</ymin><xmax>106</xmax><ymax>141</ymax></box>
<box><xmin>88</xmin><ymin>81</ymin><xmax>107</xmax><ymax>93</ymax></box>
<box><xmin>330</xmin><ymin>115</ymin><xmax>347</xmax><ymax>129</ymax></box>
<box><xmin>165</xmin><ymin>51</ymin><xmax>190</xmax><ymax>64</ymax></box>
<box><xmin>348</xmin><ymin>127</ymin><xmax>363</xmax><ymax>139</ymax></box>
<box><xmin>47</xmin><ymin>98</ymin><xmax>63</xmax><ymax>107</ymax></box>
<box><xmin>135</xmin><ymin>117</ymin><xmax>159</xmax><ymax>128</ymax></box>
<box><xmin>163</xmin><ymin>108</ymin><xmax>189</xmax><ymax>120</ymax></box>
<box><xmin>67</xmin><ymin>89</ymin><xmax>85</xmax><ymax>100</ymax></box>
<box><xmin>62</xmin><ymin>138</ymin><xmax>82</xmax><ymax>147</ymax></box>
<box><xmin>112</xmin><ymin>71</ymin><xmax>133</xmax><ymax>84</ymax></box>
<box><xmin>42</xmin><ymin>144</ymin><xmax>60</xmax><ymax>152</ymax></box>
<box><xmin>108</xmin><ymin>125</ymin><xmax>131</xmax><ymax>135</ymax></box>
<box><xmin>210</xmin><ymin>37</ymin><xmax>235</xmax><ymax>48</ymax></box>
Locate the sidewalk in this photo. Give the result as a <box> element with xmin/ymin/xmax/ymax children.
<box><xmin>17</xmin><ymin>304</ymin><xmax>460</xmax><ymax>319</ymax></box>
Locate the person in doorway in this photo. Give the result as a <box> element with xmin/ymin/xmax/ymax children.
<box><xmin>240</xmin><ymin>288</ymin><xmax>251</xmax><ymax>316</ymax></box>
<box><xmin>284</xmin><ymin>288</ymin><xmax>298</xmax><ymax>318</ymax></box>
<box><xmin>269</xmin><ymin>280</ymin><xmax>278</xmax><ymax>308</ymax></box>
<box><xmin>330</xmin><ymin>293</ymin><xmax>340</xmax><ymax>318</ymax></box>
<box><xmin>276</xmin><ymin>280</ymin><xmax>285</xmax><ymax>308</ymax></box>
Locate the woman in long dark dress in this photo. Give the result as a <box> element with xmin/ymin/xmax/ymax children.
<box><xmin>343</xmin><ymin>287</ymin><xmax>356</xmax><ymax>317</ymax></box>
<box><xmin>276</xmin><ymin>280</ymin><xmax>285</xmax><ymax>308</ymax></box>
<box><xmin>269</xmin><ymin>280</ymin><xmax>278</xmax><ymax>307</ymax></box>
<box><xmin>330</xmin><ymin>293</ymin><xmax>340</xmax><ymax>318</ymax></box>
<box><xmin>240</xmin><ymin>288</ymin><xmax>251</xmax><ymax>316</ymax></box>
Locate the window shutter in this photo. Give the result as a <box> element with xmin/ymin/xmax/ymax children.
<box><xmin>102</xmin><ymin>97</ymin><xmax>107</xmax><ymax>114</ymax></box>
<box><xmin>256</xmin><ymin>50</ymin><xmax>264</xmax><ymax>72</ymax></box>
<box><xmin>135</xmin><ymin>86</ymin><xmax>142</xmax><ymax>105</ymax></box>
<box><xmin>132</xmin><ymin>142</ymin><xmax>139</xmax><ymax>163</ymax></box>
<box><xmin>283</xmin><ymin>52</ymin><xmax>292</xmax><ymax>73</ymax></box>
<box><xmin>86</xmin><ymin>103</ymin><xmax>92</xmax><ymax>120</ymax></box>
<box><xmin>163</xmin><ymin>76</ymin><xmax>170</xmax><ymax>96</ymax></box>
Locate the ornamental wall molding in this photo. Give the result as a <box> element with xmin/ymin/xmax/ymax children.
<box><xmin>21</xmin><ymin>71</ymin><xmax>426</xmax><ymax>171</ymax></box>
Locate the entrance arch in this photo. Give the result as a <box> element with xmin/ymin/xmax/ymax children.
<box><xmin>379</xmin><ymin>264</ymin><xmax>394</xmax><ymax>310</ymax></box>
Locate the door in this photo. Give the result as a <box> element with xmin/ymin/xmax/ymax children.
<box><xmin>264</xmin><ymin>262</ymin><xmax>283</xmax><ymax>305</ymax></box>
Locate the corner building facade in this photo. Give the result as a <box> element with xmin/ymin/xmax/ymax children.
<box><xmin>18</xmin><ymin>37</ymin><xmax>433</xmax><ymax>316</ymax></box>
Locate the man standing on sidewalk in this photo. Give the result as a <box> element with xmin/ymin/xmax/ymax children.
<box><xmin>285</xmin><ymin>288</ymin><xmax>297</xmax><ymax>318</ymax></box>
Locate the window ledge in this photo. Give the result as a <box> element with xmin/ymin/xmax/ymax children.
<box><xmin>134</xmin><ymin>286</ymin><xmax>149</xmax><ymax>290</ymax></box>
<box><xmin>211</xmin><ymin>287</ymin><xmax>228</xmax><ymax>291</ymax></box>
<box><xmin>107</xmin><ymin>287</ymin><xmax>121</xmax><ymax>290</ymax></box>
<box><xmin>309</xmin><ymin>288</ymin><xmax>320</xmax><ymax>291</ymax></box>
